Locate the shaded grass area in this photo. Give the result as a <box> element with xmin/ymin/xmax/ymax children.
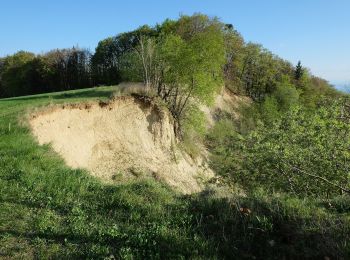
<box><xmin>0</xmin><ymin>85</ymin><xmax>349</xmax><ymax>259</ymax></box>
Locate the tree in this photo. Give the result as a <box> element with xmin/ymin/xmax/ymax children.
<box><xmin>91</xmin><ymin>25</ymin><xmax>158</xmax><ymax>86</ymax></box>
<box><xmin>91</xmin><ymin>37</ymin><xmax>121</xmax><ymax>85</ymax></box>
<box><xmin>151</xmin><ymin>27</ymin><xmax>224</xmax><ymax>136</ymax></box>
<box><xmin>222</xmin><ymin>24</ymin><xmax>245</xmax><ymax>93</ymax></box>
<box><xmin>295</xmin><ymin>61</ymin><xmax>303</xmax><ymax>80</ymax></box>
<box><xmin>272</xmin><ymin>78</ymin><xmax>299</xmax><ymax>112</ymax></box>
<box><xmin>0</xmin><ymin>51</ymin><xmax>36</xmax><ymax>96</ymax></box>
<box><xmin>0</xmin><ymin>58</ymin><xmax>6</xmax><ymax>97</ymax></box>
<box><xmin>127</xmin><ymin>15</ymin><xmax>226</xmax><ymax>137</ymax></box>
<box><xmin>133</xmin><ymin>36</ymin><xmax>158</xmax><ymax>88</ymax></box>
<box><xmin>175</xmin><ymin>13</ymin><xmax>222</xmax><ymax>40</ymax></box>
<box><xmin>40</xmin><ymin>47</ymin><xmax>92</xmax><ymax>91</ymax></box>
<box><xmin>0</xmin><ymin>48</ymin><xmax>93</xmax><ymax>98</ymax></box>
<box><xmin>239</xmin><ymin>44</ymin><xmax>278</xmax><ymax>101</ymax></box>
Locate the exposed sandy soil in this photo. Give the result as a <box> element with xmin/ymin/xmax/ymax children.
<box><xmin>201</xmin><ymin>88</ymin><xmax>250</xmax><ymax>127</ymax></box>
<box><xmin>29</xmin><ymin>95</ymin><xmax>213</xmax><ymax>194</ymax></box>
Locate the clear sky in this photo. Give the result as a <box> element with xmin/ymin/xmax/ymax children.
<box><xmin>1</xmin><ymin>0</ymin><xmax>349</xmax><ymax>85</ymax></box>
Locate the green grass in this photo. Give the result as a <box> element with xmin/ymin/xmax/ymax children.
<box><xmin>0</xmin><ymin>86</ymin><xmax>349</xmax><ymax>259</ymax></box>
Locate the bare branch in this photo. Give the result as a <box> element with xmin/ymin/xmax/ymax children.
<box><xmin>281</xmin><ymin>160</ymin><xmax>350</xmax><ymax>194</ymax></box>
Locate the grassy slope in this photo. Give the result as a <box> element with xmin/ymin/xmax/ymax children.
<box><xmin>0</xmin><ymin>86</ymin><xmax>349</xmax><ymax>259</ymax></box>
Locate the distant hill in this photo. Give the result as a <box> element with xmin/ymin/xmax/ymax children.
<box><xmin>335</xmin><ymin>84</ymin><xmax>350</xmax><ymax>93</ymax></box>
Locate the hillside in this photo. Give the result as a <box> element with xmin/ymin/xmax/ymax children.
<box><xmin>0</xmin><ymin>84</ymin><xmax>349</xmax><ymax>259</ymax></box>
<box><xmin>1</xmin><ymin>13</ymin><xmax>350</xmax><ymax>259</ymax></box>
<box><xmin>29</xmin><ymin>92</ymin><xmax>213</xmax><ymax>194</ymax></box>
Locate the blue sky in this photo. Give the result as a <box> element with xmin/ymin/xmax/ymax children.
<box><xmin>1</xmin><ymin>0</ymin><xmax>349</xmax><ymax>85</ymax></box>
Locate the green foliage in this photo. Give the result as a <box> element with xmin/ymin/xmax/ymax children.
<box><xmin>260</xmin><ymin>96</ymin><xmax>280</xmax><ymax>123</ymax></box>
<box><xmin>0</xmin><ymin>13</ymin><xmax>339</xmax><ymax>103</ymax></box>
<box><xmin>299</xmin><ymin>74</ymin><xmax>343</xmax><ymax>108</ymax></box>
<box><xmin>207</xmin><ymin>119</ymin><xmax>243</xmax><ymax>177</ymax></box>
<box><xmin>125</xmin><ymin>15</ymin><xmax>225</xmax><ymax>137</ymax></box>
<box><xmin>273</xmin><ymin>80</ymin><xmax>300</xmax><ymax>111</ymax></box>
<box><xmin>181</xmin><ymin>105</ymin><xmax>207</xmax><ymax>158</ymax></box>
<box><xmin>91</xmin><ymin>25</ymin><xmax>158</xmax><ymax>87</ymax></box>
<box><xmin>210</xmin><ymin>100</ymin><xmax>350</xmax><ymax>197</ymax></box>
<box><xmin>90</xmin><ymin>37</ymin><xmax>122</xmax><ymax>85</ymax></box>
<box><xmin>159</xmin><ymin>27</ymin><xmax>225</xmax><ymax>104</ymax></box>
<box><xmin>295</xmin><ymin>60</ymin><xmax>304</xmax><ymax>80</ymax></box>
<box><xmin>231</xmin><ymin>77</ymin><xmax>301</xmax><ymax>130</ymax></box>
<box><xmin>223</xmin><ymin>24</ymin><xmax>245</xmax><ymax>93</ymax></box>
<box><xmin>118</xmin><ymin>51</ymin><xmax>143</xmax><ymax>82</ymax></box>
<box><xmin>0</xmin><ymin>51</ymin><xmax>36</xmax><ymax>96</ymax></box>
<box><xmin>40</xmin><ymin>47</ymin><xmax>92</xmax><ymax>90</ymax></box>
<box><xmin>175</xmin><ymin>13</ymin><xmax>222</xmax><ymax>40</ymax></box>
<box><xmin>0</xmin><ymin>48</ymin><xmax>92</xmax><ymax>98</ymax></box>
<box><xmin>239</xmin><ymin>44</ymin><xmax>280</xmax><ymax>100</ymax></box>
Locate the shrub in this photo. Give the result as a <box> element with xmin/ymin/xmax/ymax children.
<box><xmin>209</xmin><ymin>99</ymin><xmax>350</xmax><ymax>197</ymax></box>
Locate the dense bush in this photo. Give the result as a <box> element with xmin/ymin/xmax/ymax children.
<box><xmin>209</xmin><ymin>98</ymin><xmax>350</xmax><ymax>197</ymax></box>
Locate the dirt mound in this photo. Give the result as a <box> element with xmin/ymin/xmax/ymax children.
<box><xmin>29</xmin><ymin>96</ymin><xmax>213</xmax><ymax>193</ymax></box>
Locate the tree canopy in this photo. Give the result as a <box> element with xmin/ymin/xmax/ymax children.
<box><xmin>0</xmin><ymin>13</ymin><xmax>338</xmax><ymax>102</ymax></box>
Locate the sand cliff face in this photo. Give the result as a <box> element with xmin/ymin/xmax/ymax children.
<box><xmin>29</xmin><ymin>96</ymin><xmax>213</xmax><ymax>193</ymax></box>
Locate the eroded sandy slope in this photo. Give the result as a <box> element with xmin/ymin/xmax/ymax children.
<box><xmin>29</xmin><ymin>96</ymin><xmax>213</xmax><ymax>193</ymax></box>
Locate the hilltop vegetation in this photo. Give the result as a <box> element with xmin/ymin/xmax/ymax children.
<box><xmin>0</xmin><ymin>14</ymin><xmax>349</xmax><ymax>259</ymax></box>
<box><xmin>0</xmin><ymin>14</ymin><xmax>338</xmax><ymax>100</ymax></box>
